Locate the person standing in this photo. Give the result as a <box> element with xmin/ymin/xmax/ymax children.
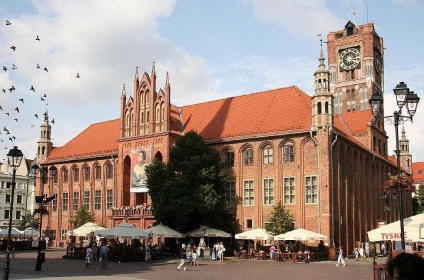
<box><xmin>353</xmin><ymin>247</ymin><xmax>359</xmax><ymax>261</ymax></box>
<box><xmin>92</xmin><ymin>243</ymin><xmax>98</xmax><ymax>264</ymax></box>
<box><xmin>381</xmin><ymin>242</ymin><xmax>386</xmax><ymax>257</ymax></box>
<box><xmin>85</xmin><ymin>246</ymin><xmax>93</xmax><ymax>269</ymax></box>
<box><xmin>218</xmin><ymin>242</ymin><xmax>225</xmax><ymax>262</ymax></box>
<box><xmin>269</xmin><ymin>244</ymin><xmax>276</xmax><ymax>260</ymax></box>
<box><xmin>192</xmin><ymin>246</ymin><xmax>198</xmax><ymax>266</ymax></box>
<box><xmin>100</xmin><ymin>242</ymin><xmax>109</xmax><ymax>269</ymax></box>
<box><xmin>359</xmin><ymin>246</ymin><xmax>365</xmax><ymax>260</ymax></box>
<box><xmin>177</xmin><ymin>244</ymin><xmax>187</xmax><ymax>271</ymax></box>
<box><xmin>336</xmin><ymin>246</ymin><xmax>346</xmax><ymax>267</ymax></box>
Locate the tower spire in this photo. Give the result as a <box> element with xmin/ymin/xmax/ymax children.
<box><xmin>152</xmin><ymin>61</ymin><xmax>156</xmax><ymax>74</ymax></box>
<box><xmin>166</xmin><ymin>71</ymin><xmax>169</xmax><ymax>85</ymax></box>
<box><xmin>135</xmin><ymin>66</ymin><xmax>139</xmax><ymax>79</ymax></box>
<box><xmin>122</xmin><ymin>83</ymin><xmax>126</xmax><ymax>96</ymax></box>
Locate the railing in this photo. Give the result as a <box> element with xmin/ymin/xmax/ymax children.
<box><xmin>111</xmin><ymin>205</ymin><xmax>153</xmax><ymax>217</ymax></box>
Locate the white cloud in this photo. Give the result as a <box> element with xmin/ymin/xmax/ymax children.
<box><xmin>248</xmin><ymin>0</ymin><xmax>344</xmax><ymax>40</ymax></box>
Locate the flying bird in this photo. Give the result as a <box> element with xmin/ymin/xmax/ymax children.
<box><xmin>36</xmin><ymin>63</ymin><xmax>40</xmax><ymax>69</ymax></box>
<box><xmin>2</xmin><ymin>66</ymin><xmax>6</xmax><ymax>72</ymax></box>
<box><xmin>43</xmin><ymin>67</ymin><xmax>48</xmax><ymax>72</ymax></box>
<box><xmin>43</xmin><ymin>94</ymin><xmax>47</xmax><ymax>98</ymax></box>
<box><xmin>31</xmin><ymin>124</ymin><xmax>34</xmax><ymax>128</ymax></box>
<box><xmin>36</xmin><ymin>35</ymin><xmax>40</xmax><ymax>41</ymax></box>
<box><xmin>2</xmin><ymin>89</ymin><xmax>5</xmax><ymax>93</ymax></box>
<box><xmin>30</xmin><ymin>86</ymin><xmax>35</xmax><ymax>92</ymax></box>
<box><xmin>9</xmin><ymin>137</ymin><xmax>13</xmax><ymax>142</ymax></box>
<box><xmin>10</xmin><ymin>46</ymin><xmax>16</xmax><ymax>51</ymax></box>
<box><xmin>15</xmin><ymin>107</ymin><xmax>19</xmax><ymax>113</ymax></box>
<box><xmin>19</xmin><ymin>98</ymin><xmax>24</xmax><ymax>103</ymax></box>
<box><xmin>12</xmin><ymin>64</ymin><xmax>17</xmax><ymax>70</ymax></box>
<box><xmin>13</xmin><ymin>118</ymin><xmax>18</xmax><ymax>122</ymax></box>
<box><xmin>0</xmin><ymin>106</ymin><xmax>2</xmax><ymax>110</ymax></box>
<box><xmin>9</xmin><ymin>85</ymin><xmax>15</xmax><ymax>92</ymax></box>
<box><xmin>40</xmin><ymin>97</ymin><xmax>45</xmax><ymax>101</ymax></box>
<box><xmin>51</xmin><ymin>118</ymin><xmax>55</xmax><ymax>124</ymax></box>
<box><xmin>34</xmin><ymin>114</ymin><xmax>38</xmax><ymax>118</ymax></box>
<box><xmin>5</xmin><ymin>113</ymin><xmax>9</xmax><ymax>116</ymax></box>
<box><xmin>76</xmin><ymin>73</ymin><xmax>80</xmax><ymax>78</ymax></box>
<box><xmin>6</xmin><ymin>20</ymin><xmax>11</xmax><ymax>26</ymax></box>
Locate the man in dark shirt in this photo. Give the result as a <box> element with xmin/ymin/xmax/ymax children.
<box><xmin>177</xmin><ymin>244</ymin><xmax>187</xmax><ymax>271</ymax></box>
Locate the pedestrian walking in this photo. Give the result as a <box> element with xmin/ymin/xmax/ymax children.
<box><xmin>92</xmin><ymin>243</ymin><xmax>98</xmax><ymax>264</ymax></box>
<box><xmin>269</xmin><ymin>244</ymin><xmax>276</xmax><ymax>260</ymax></box>
<box><xmin>192</xmin><ymin>245</ymin><xmax>199</xmax><ymax>266</ymax></box>
<box><xmin>100</xmin><ymin>242</ymin><xmax>109</xmax><ymax>269</ymax></box>
<box><xmin>336</xmin><ymin>246</ymin><xmax>345</xmax><ymax>267</ymax></box>
<box><xmin>359</xmin><ymin>247</ymin><xmax>365</xmax><ymax>260</ymax></box>
<box><xmin>177</xmin><ymin>244</ymin><xmax>187</xmax><ymax>271</ymax></box>
<box><xmin>85</xmin><ymin>246</ymin><xmax>93</xmax><ymax>269</ymax></box>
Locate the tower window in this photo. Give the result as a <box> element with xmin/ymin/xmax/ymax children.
<box><xmin>317</xmin><ymin>102</ymin><xmax>322</xmax><ymax>114</ymax></box>
<box><xmin>325</xmin><ymin>102</ymin><xmax>329</xmax><ymax>114</ymax></box>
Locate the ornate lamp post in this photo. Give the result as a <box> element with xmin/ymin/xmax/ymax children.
<box><xmin>3</xmin><ymin>146</ymin><xmax>23</xmax><ymax>280</ymax></box>
<box><xmin>32</xmin><ymin>163</ymin><xmax>57</xmax><ymax>271</ymax></box>
<box><xmin>369</xmin><ymin>82</ymin><xmax>420</xmax><ymax>251</ymax></box>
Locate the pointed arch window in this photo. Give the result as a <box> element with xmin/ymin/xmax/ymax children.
<box><xmin>243</xmin><ymin>148</ymin><xmax>254</xmax><ymax>166</ymax></box>
<box><xmin>95</xmin><ymin>165</ymin><xmax>101</xmax><ymax>180</ymax></box>
<box><xmin>73</xmin><ymin>167</ymin><xmax>80</xmax><ymax>182</ymax></box>
<box><xmin>62</xmin><ymin>169</ymin><xmax>68</xmax><ymax>183</ymax></box>
<box><xmin>84</xmin><ymin>165</ymin><xmax>90</xmax><ymax>181</ymax></box>
<box><xmin>263</xmin><ymin>146</ymin><xmax>274</xmax><ymax>165</ymax></box>
<box><xmin>106</xmin><ymin>163</ymin><xmax>113</xmax><ymax>179</ymax></box>
<box><xmin>283</xmin><ymin>142</ymin><xmax>295</xmax><ymax>162</ymax></box>
<box><xmin>224</xmin><ymin>150</ymin><xmax>235</xmax><ymax>167</ymax></box>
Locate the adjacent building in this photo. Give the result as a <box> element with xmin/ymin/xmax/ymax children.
<box><xmin>35</xmin><ymin>21</ymin><xmax>414</xmax><ymax>253</ymax></box>
<box><xmin>0</xmin><ymin>159</ymin><xmax>36</xmax><ymax>228</ymax></box>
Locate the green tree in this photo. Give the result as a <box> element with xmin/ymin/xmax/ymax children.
<box><xmin>265</xmin><ymin>202</ymin><xmax>295</xmax><ymax>235</ymax></box>
<box><xmin>72</xmin><ymin>207</ymin><xmax>95</xmax><ymax>228</ymax></box>
<box><xmin>18</xmin><ymin>211</ymin><xmax>39</xmax><ymax>231</ymax></box>
<box><xmin>146</xmin><ymin>130</ymin><xmax>234</xmax><ymax>233</ymax></box>
<box><xmin>414</xmin><ymin>185</ymin><xmax>424</xmax><ymax>214</ymax></box>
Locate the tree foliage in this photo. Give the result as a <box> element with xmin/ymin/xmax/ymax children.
<box><xmin>414</xmin><ymin>185</ymin><xmax>424</xmax><ymax>214</ymax></box>
<box><xmin>18</xmin><ymin>211</ymin><xmax>39</xmax><ymax>231</ymax></box>
<box><xmin>265</xmin><ymin>202</ymin><xmax>295</xmax><ymax>235</ymax></box>
<box><xmin>146</xmin><ymin>130</ymin><xmax>234</xmax><ymax>233</ymax></box>
<box><xmin>72</xmin><ymin>207</ymin><xmax>95</xmax><ymax>228</ymax></box>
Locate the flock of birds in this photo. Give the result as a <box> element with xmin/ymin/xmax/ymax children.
<box><xmin>1</xmin><ymin>19</ymin><xmax>80</xmax><ymax>154</ymax></box>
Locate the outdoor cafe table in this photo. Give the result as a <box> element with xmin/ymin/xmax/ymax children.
<box><xmin>282</xmin><ymin>252</ymin><xmax>294</xmax><ymax>262</ymax></box>
<box><xmin>275</xmin><ymin>252</ymin><xmax>282</xmax><ymax>261</ymax></box>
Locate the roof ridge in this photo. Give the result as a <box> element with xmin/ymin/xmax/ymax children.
<box><xmin>176</xmin><ymin>85</ymin><xmax>300</xmax><ymax>109</ymax></box>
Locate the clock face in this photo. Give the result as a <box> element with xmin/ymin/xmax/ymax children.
<box><xmin>374</xmin><ymin>52</ymin><xmax>383</xmax><ymax>73</ymax></box>
<box><xmin>339</xmin><ymin>48</ymin><xmax>360</xmax><ymax>70</ymax></box>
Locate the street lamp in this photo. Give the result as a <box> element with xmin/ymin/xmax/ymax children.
<box><xmin>3</xmin><ymin>146</ymin><xmax>23</xmax><ymax>280</ymax></box>
<box><xmin>369</xmin><ymin>81</ymin><xmax>420</xmax><ymax>251</ymax></box>
<box><xmin>32</xmin><ymin>163</ymin><xmax>57</xmax><ymax>271</ymax></box>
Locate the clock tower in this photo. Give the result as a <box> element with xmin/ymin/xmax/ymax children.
<box><xmin>327</xmin><ymin>21</ymin><xmax>384</xmax><ymax>116</ymax></box>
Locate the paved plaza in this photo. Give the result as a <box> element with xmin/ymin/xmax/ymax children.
<box><xmin>3</xmin><ymin>249</ymin><xmax>384</xmax><ymax>280</ymax></box>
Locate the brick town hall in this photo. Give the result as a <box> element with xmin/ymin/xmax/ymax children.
<box><xmin>35</xmin><ymin>21</ymin><xmax>413</xmax><ymax>253</ymax></box>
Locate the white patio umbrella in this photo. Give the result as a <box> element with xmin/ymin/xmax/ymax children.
<box><xmin>235</xmin><ymin>228</ymin><xmax>274</xmax><ymax>241</ymax></box>
<box><xmin>186</xmin><ymin>226</ymin><xmax>232</xmax><ymax>238</ymax></box>
<box><xmin>22</xmin><ymin>227</ymin><xmax>40</xmax><ymax>237</ymax></box>
<box><xmin>95</xmin><ymin>223</ymin><xmax>148</xmax><ymax>239</ymax></box>
<box><xmin>367</xmin><ymin>213</ymin><xmax>424</xmax><ymax>242</ymax></box>
<box><xmin>274</xmin><ymin>228</ymin><xmax>327</xmax><ymax>241</ymax></box>
<box><xmin>69</xmin><ymin>222</ymin><xmax>107</xmax><ymax>237</ymax></box>
<box><xmin>0</xmin><ymin>227</ymin><xmax>23</xmax><ymax>236</ymax></box>
<box><xmin>147</xmin><ymin>224</ymin><xmax>184</xmax><ymax>238</ymax></box>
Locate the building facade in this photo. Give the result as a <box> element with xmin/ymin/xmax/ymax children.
<box><xmin>36</xmin><ymin>22</ymin><xmax>414</xmax><ymax>253</ymax></box>
<box><xmin>0</xmin><ymin>159</ymin><xmax>35</xmax><ymax>228</ymax></box>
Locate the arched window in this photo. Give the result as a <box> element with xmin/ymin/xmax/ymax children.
<box><xmin>263</xmin><ymin>146</ymin><xmax>274</xmax><ymax>165</ymax></box>
<box><xmin>283</xmin><ymin>142</ymin><xmax>295</xmax><ymax>162</ymax></box>
<box><xmin>224</xmin><ymin>149</ymin><xmax>235</xmax><ymax>167</ymax></box>
<box><xmin>243</xmin><ymin>148</ymin><xmax>253</xmax><ymax>166</ymax></box>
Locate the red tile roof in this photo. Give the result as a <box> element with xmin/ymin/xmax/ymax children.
<box><xmin>46</xmin><ymin>119</ymin><xmax>120</xmax><ymax>162</ymax></box>
<box><xmin>413</xmin><ymin>162</ymin><xmax>424</xmax><ymax>181</ymax></box>
<box><xmin>179</xmin><ymin>86</ymin><xmax>312</xmax><ymax>141</ymax></box>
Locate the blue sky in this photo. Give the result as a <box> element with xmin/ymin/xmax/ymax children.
<box><xmin>1</xmin><ymin>0</ymin><xmax>423</xmax><ymax>164</ymax></box>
